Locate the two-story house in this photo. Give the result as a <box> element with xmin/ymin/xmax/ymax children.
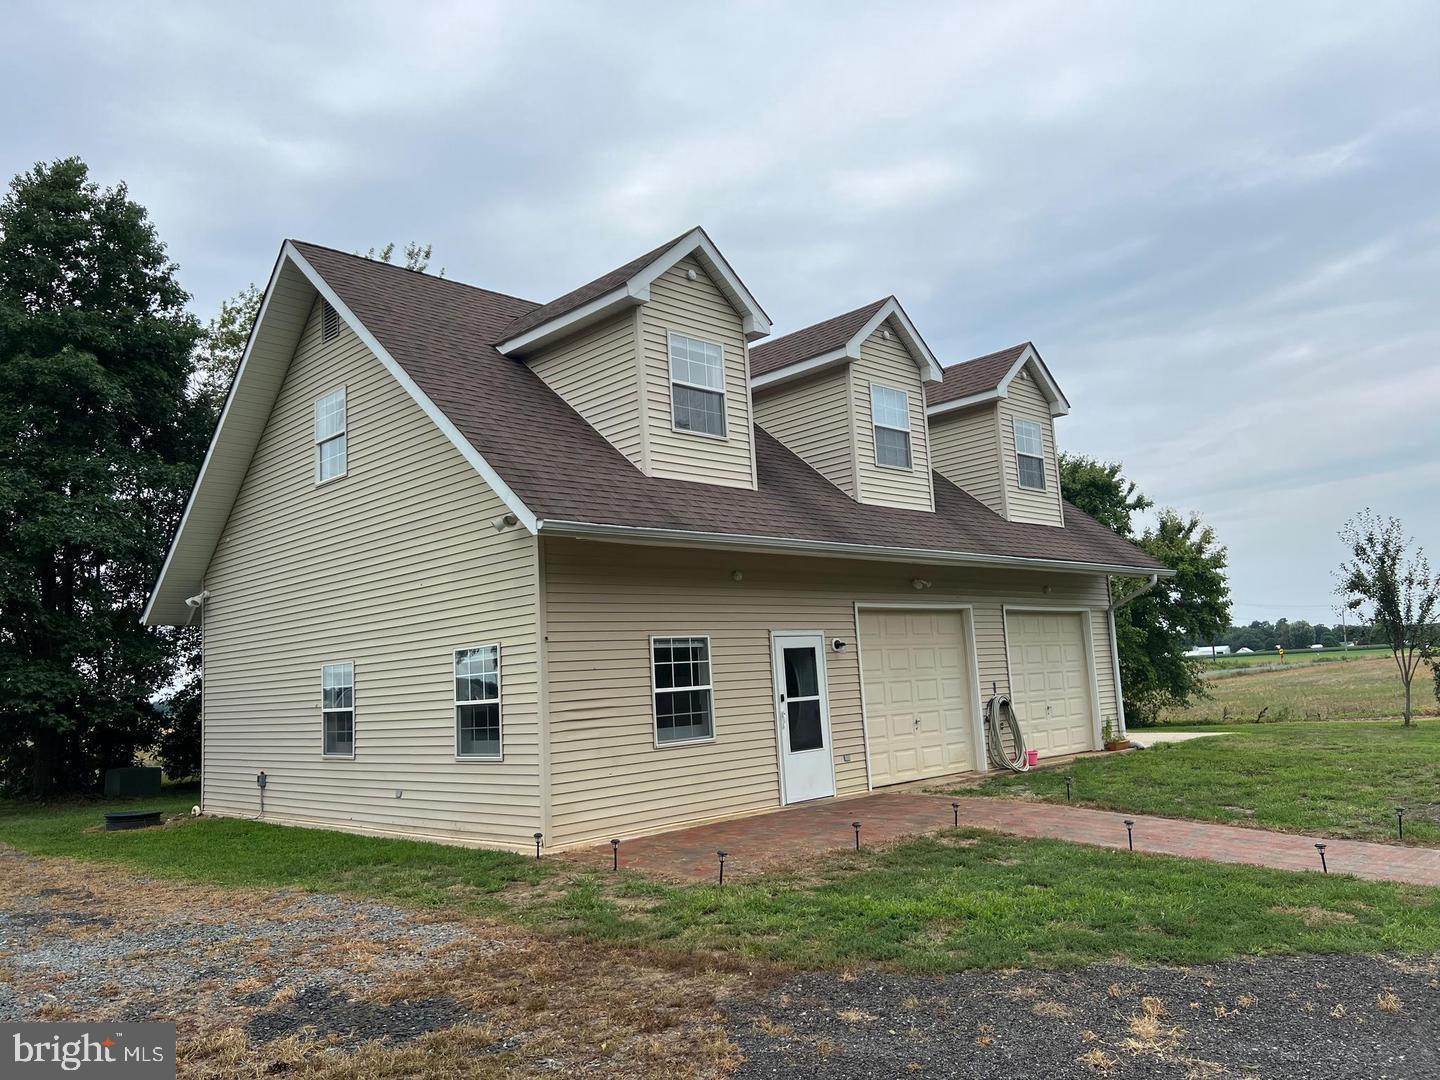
<box><xmin>144</xmin><ymin>228</ymin><xmax>1168</xmax><ymax>851</ymax></box>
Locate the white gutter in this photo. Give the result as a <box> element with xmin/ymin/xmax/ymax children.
<box><xmin>1106</xmin><ymin>573</ymin><xmax>1162</xmax><ymax>736</ymax></box>
<box><xmin>537</xmin><ymin>518</ymin><xmax>1177</xmax><ymax>579</ymax></box>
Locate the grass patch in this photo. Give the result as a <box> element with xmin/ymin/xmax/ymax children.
<box><xmin>0</xmin><ymin>787</ymin><xmax>541</xmax><ymax>911</ymax></box>
<box><xmin>1160</xmin><ymin>656</ymin><xmax>1435</xmax><ymax>724</ymax></box>
<box><xmin>957</xmin><ymin>721</ymin><xmax>1440</xmax><ymax>843</ymax></box>
<box><xmin>6</xmin><ymin>792</ymin><xmax>1440</xmax><ymax>974</ymax></box>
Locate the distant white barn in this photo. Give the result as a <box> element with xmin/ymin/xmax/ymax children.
<box><xmin>1183</xmin><ymin>644</ymin><xmax>1232</xmax><ymax>658</ymax></box>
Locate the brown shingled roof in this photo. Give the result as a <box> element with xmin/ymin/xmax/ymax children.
<box><xmin>929</xmin><ymin>343</ymin><xmax>1031</xmax><ymax>407</ymax></box>
<box><xmin>494</xmin><ymin>230</ymin><xmax>691</xmax><ymax>343</ymax></box>
<box><xmin>291</xmin><ymin>242</ymin><xmax>1163</xmax><ymax>574</ymax></box>
<box><xmin>749</xmin><ymin>297</ymin><xmax>890</xmax><ymax>377</ymax></box>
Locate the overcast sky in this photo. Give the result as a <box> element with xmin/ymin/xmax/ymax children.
<box><xmin>6</xmin><ymin>1</ymin><xmax>1438</xmax><ymax>624</ymax></box>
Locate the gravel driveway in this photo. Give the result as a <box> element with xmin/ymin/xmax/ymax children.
<box><xmin>0</xmin><ymin>848</ymin><xmax>742</xmax><ymax>1078</ymax></box>
<box><xmin>732</xmin><ymin>953</ymin><xmax>1440</xmax><ymax>1079</ymax></box>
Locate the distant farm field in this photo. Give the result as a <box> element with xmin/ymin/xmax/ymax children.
<box><xmin>1204</xmin><ymin>646</ymin><xmax>1391</xmax><ymax>670</ymax></box>
<box><xmin>1158</xmin><ymin>655</ymin><xmax>1436</xmax><ymax>725</ymax></box>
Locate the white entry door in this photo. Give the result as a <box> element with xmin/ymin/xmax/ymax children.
<box><xmin>772</xmin><ymin>633</ymin><xmax>835</xmax><ymax>804</ymax></box>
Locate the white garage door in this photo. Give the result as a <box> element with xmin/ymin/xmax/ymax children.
<box><xmin>859</xmin><ymin>609</ymin><xmax>976</xmax><ymax>785</ymax></box>
<box><xmin>1006</xmin><ymin>611</ymin><xmax>1095</xmax><ymax>757</ymax></box>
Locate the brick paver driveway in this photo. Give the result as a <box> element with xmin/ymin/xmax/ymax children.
<box><xmin>569</xmin><ymin>791</ymin><xmax>1440</xmax><ymax>887</ymax></box>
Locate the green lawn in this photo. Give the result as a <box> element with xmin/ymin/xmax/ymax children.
<box><xmin>1204</xmin><ymin>646</ymin><xmax>1391</xmax><ymax>670</ymax></box>
<box><xmin>958</xmin><ymin>721</ymin><xmax>1440</xmax><ymax>843</ymax></box>
<box><xmin>6</xmin><ymin>784</ymin><xmax>1440</xmax><ymax>973</ymax></box>
<box><xmin>1159</xmin><ymin>656</ymin><xmax>1434</xmax><ymax>724</ymax></box>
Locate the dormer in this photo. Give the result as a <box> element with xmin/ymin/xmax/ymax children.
<box><xmin>495</xmin><ymin>228</ymin><xmax>770</xmax><ymax>490</ymax></box>
<box><xmin>927</xmin><ymin>343</ymin><xmax>1071</xmax><ymax>526</ymax></box>
<box><xmin>750</xmin><ymin>298</ymin><xmax>943</xmax><ymax>511</ymax></box>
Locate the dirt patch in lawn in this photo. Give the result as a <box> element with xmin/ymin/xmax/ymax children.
<box><xmin>0</xmin><ymin>847</ymin><xmax>746</xmax><ymax>1078</ymax></box>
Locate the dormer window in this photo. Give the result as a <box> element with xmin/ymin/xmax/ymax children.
<box><xmin>1014</xmin><ymin>418</ymin><xmax>1046</xmax><ymax>490</ymax></box>
<box><xmin>668</xmin><ymin>332</ymin><xmax>727</xmax><ymax>437</ymax></box>
<box><xmin>870</xmin><ymin>383</ymin><xmax>912</xmax><ymax>469</ymax></box>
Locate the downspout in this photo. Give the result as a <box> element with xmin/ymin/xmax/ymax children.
<box><xmin>1106</xmin><ymin>574</ymin><xmax>1159</xmax><ymax>737</ymax></box>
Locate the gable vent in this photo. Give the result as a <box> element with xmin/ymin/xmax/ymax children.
<box><xmin>321</xmin><ymin>299</ymin><xmax>341</xmax><ymax>343</ymax></box>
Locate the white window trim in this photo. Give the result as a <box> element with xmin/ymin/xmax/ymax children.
<box><xmin>870</xmin><ymin>382</ymin><xmax>913</xmax><ymax>471</ymax></box>
<box><xmin>1014</xmin><ymin>417</ymin><xmax>1047</xmax><ymax>491</ymax></box>
<box><xmin>314</xmin><ymin>384</ymin><xmax>348</xmax><ymax>486</ymax></box>
<box><xmin>454</xmin><ymin>643</ymin><xmax>503</xmax><ymax>762</ymax></box>
<box><xmin>649</xmin><ymin>633</ymin><xmax>717</xmax><ymax>748</ymax></box>
<box><xmin>320</xmin><ymin>660</ymin><xmax>356</xmax><ymax>760</ymax></box>
<box><xmin>667</xmin><ymin>330</ymin><xmax>728</xmax><ymax>441</ymax></box>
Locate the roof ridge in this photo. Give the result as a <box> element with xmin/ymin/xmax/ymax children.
<box><xmin>286</xmin><ymin>239</ymin><xmax>540</xmax><ymax>308</ymax></box>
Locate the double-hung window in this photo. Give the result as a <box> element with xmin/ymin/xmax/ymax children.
<box><xmin>1014</xmin><ymin>418</ymin><xmax>1047</xmax><ymax>490</ymax></box>
<box><xmin>321</xmin><ymin>662</ymin><xmax>355</xmax><ymax>757</ymax></box>
<box><xmin>315</xmin><ymin>387</ymin><xmax>347</xmax><ymax>483</ymax></box>
<box><xmin>668</xmin><ymin>332</ymin><xmax>727</xmax><ymax>437</ymax></box>
<box><xmin>870</xmin><ymin>384</ymin><xmax>912</xmax><ymax>468</ymax></box>
<box><xmin>652</xmin><ymin>636</ymin><xmax>714</xmax><ymax>744</ymax></box>
<box><xmin>455</xmin><ymin>645</ymin><xmax>502</xmax><ymax>758</ymax></box>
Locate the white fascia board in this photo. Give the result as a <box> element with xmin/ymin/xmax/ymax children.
<box><xmin>284</xmin><ymin>244</ymin><xmax>539</xmax><ymax>533</ymax></box>
<box><xmin>497</xmin><ymin>227</ymin><xmax>773</xmax><ymax>356</ymax></box>
<box><xmin>141</xmin><ymin>246</ymin><xmax>291</xmax><ymax>626</ymax></box>
<box><xmin>926</xmin><ymin>389</ymin><xmax>1002</xmax><ymax>417</ymax></box>
<box><xmin>536</xmin><ymin>518</ymin><xmax>1175</xmax><ymax>578</ymax></box>
<box><xmin>749</xmin><ymin>347</ymin><xmax>851</xmax><ymax>391</ymax></box>
<box><xmin>926</xmin><ymin>346</ymin><xmax>1072</xmax><ymax>419</ymax></box>
<box><xmin>494</xmin><ymin>285</ymin><xmax>638</xmax><ymax>355</ymax></box>
<box><xmin>630</xmin><ymin>227</ymin><xmax>773</xmax><ymax>340</ymax></box>
<box><xmin>848</xmin><ymin>298</ymin><xmax>945</xmax><ymax>383</ymax></box>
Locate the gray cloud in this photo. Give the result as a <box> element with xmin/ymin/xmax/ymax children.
<box><xmin>4</xmin><ymin>0</ymin><xmax>1437</xmax><ymax>622</ymax></box>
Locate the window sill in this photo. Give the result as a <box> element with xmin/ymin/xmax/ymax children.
<box><xmin>455</xmin><ymin>753</ymin><xmax>504</xmax><ymax>763</ymax></box>
<box><xmin>314</xmin><ymin>472</ymin><xmax>349</xmax><ymax>488</ymax></box>
<box><xmin>875</xmin><ymin>461</ymin><xmax>914</xmax><ymax>472</ymax></box>
<box><xmin>670</xmin><ymin>424</ymin><xmax>729</xmax><ymax>442</ymax></box>
<box><xmin>653</xmin><ymin>733</ymin><xmax>717</xmax><ymax>750</ymax></box>
<box><xmin>321</xmin><ymin>752</ymin><xmax>356</xmax><ymax>761</ymax></box>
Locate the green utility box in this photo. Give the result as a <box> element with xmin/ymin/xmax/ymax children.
<box><xmin>104</xmin><ymin>766</ymin><xmax>163</xmax><ymax>797</ymax></box>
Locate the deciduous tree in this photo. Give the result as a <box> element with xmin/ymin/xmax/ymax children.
<box><xmin>1336</xmin><ymin>510</ymin><xmax>1438</xmax><ymax>726</ymax></box>
<box><xmin>0</xmin><ymin>158</ymin><xmax>205</xmax><ymax>793</ymax></box>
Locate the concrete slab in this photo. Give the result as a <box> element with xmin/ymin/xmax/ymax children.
<box><xmin>1127</xmin><ymin>730</ymin><xmax>1235</xmax><ymax>748</ymax></box>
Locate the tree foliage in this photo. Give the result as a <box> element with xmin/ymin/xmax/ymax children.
<box><xmin>1336</xmin><ymin>510</ymin><xmax>1439</xmax><ymax>726</ymax></box>
<box><xmin>1059</xmin><ymin>454</ymin><xmax>1231</xmax><ymax>725</ymax></box>
<box><xmin>0</xmin><ymin>158</ymin><xmax>206</xmax><ymax>794</ymax></box>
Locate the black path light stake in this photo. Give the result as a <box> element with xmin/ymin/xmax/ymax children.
<box><xmin>533</xmin><ymin>832</ymin><xmax>543</xmax><ymax>860</ymax></box>
<box><xmin>853</xmin><ymin>821</ymin><xmax>862</xmax><ymax>850</ymax></box>
<box><xmin>717</xmin><ymin>850</ymin><xmax>728</xmax><ymax>886</ymax></box>
<box><xmin>610</xmin><ymin>838</ymin><xmax>620</xmax><ymax>871</ymax></box>
<box><xmin>1123</xmin><ymin>820</ymin><xmax>1135</xmax><ymax>851</ymax></box>
<box><xmin>1064</xmin><ymin>775</ymin><xmax>1074</xmax><ymax>803</ymax></box>
<box><xmin>1396</xmin><ymin>807</ymin><xmax>1406</xmax><ymax>840</ymax></box>
<box><xmin>1315</xmin><ymin>843</ymin><xmax>1328</xmax><ymax>874</ymax></box>
<box><xmin>952</xmin><ymin>802</ymin><xmax>960</xmax><ymax>828</ymax></box>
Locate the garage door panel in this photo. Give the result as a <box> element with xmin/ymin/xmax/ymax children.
<box><xmin>860</xmin><ymin>610</ymin><xmax>976</xmax><ymax>786</ymax></box>
<box><xmin>1006</xmin><ymin>611</ymin><xmax>1094</xmax><ymax>758</ymax></box>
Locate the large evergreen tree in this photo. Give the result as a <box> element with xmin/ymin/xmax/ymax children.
<box><xmin>1060</xmin><ymin>454</ymin><xmax>1231</xmax><ymax>724</ymax></box>
<box><xmin>0</xmin><ymin>157</ymin><xmax>205</xmax><ymax>794</ymax></box>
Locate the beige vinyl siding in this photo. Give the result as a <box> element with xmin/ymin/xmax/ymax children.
<box><xmin>752</xmin><ymin>368</ymin><xmax>855</xmax><ymax>494</ymax></box>
<box><xmin>543</xmin><ymin>538</ymin><xmax>1115</xmax><ymax>847</ymax></box>
<box><xmin>640</xmin><ymin>257</ymin><xmax>757</xmax><ymax>489</ymax></box>
<box><xmin>202</xmin><ymin>298</ymin><xmax>542</xmax><ymax>850</ymax></box>
<box><xmin>929</xmin><ymin>404</ymin><xmax>1005</xmax><ymax>514</ymax></box>
<box><xmin>1000</xmin><ymin>368</ymin><xmax>1064</xmax><ymax>526</ymax></box>
<box><xmin>528</xmin><ymin>313</ymin><xmax>643</xmax><ymax>466</ymax></box>
<box><xmin>853</xmin><ymin>320</ymin><xmax>934</xmax><ymax>511</ymax></box>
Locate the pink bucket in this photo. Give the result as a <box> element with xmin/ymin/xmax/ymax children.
<box><xmin>1026</xmin><ymin>749</ymin><xmax>1040</xmax><ymax>767</ymax></box>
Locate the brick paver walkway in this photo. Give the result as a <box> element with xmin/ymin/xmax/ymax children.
<box><xmin>568</xmin><ymin>792</ymin><xmax>1440</xmax><ymax>887</ymax></box>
